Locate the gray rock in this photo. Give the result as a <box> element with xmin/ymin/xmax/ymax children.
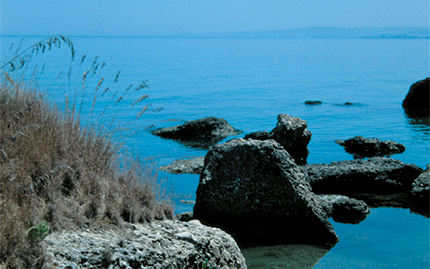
<box><xmin>194</xmin><ymin>138</ymin><xmax>339</xmax><ymax>246</ymax></box>
<box><xmin>317</xmin><ymin>195</ymin><xmax>370</xmax><ymax>224</ymax></box>
<box><xmin>152</xmin><ymin>117</ymin><xmax>241</xmax><ymax>149</ymax></box>
<box><xmin>176</xmin><ymin>211</ymin><xmax>194</xmax><ymax>222</ymax></box>
<box><xmin>302</xmin><ymin>158</ymin><xmax>423</xmax><ymax>206</ymax></box>
<box><xmin>159</xmin><ymin>157</ymin><xmax>204</xmax><ymax>175</ymax></box>
<box><xmin>244</xmin><ymin>114</ymin><xmax>312</xmax><ymax>165</ymax></box>
<box><xmin>402</xmin><ymin>77</ymin><xmax>430</xmax><ymax>117</ymax></box>
<box><xmin>410</xmin><ymin>165</ymin><xmax>429</xmax><ymax>217</ymax></box>
<box><xmin>43</xmin><ymin>220</ymin><xmax>247</xmax><ymax>269</ymax></box>
<box><xmin>336</xmin><ymin>136</ymin><xmax>406</xmax><ymax>158</ymax></box>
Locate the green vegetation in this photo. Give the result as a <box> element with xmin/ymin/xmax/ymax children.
<box><xmin>27</xmin><ymin>221</ymin><xmax>51</xmax><ymax>245</ymax></box>
<box><xmin>0</xmin><ymin>36</ymin><xmax>174</xmax><ymax>268</ymax></box>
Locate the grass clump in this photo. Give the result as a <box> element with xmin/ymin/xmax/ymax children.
<box><xmin>0</xmin><ymin>38</ymin><xmax>174</xmax><ymax>268</ymax></box>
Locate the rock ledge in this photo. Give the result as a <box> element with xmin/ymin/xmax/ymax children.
<box><xmin>44</xmin><ymin>220</ymin><xmax>247</xmax><ymax>269</ymax></box>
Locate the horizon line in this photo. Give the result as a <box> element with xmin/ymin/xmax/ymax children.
<box><xmin>1</xmin><ymin>26</ymin><xmax>428</xmax><ymax>39</ymax></box>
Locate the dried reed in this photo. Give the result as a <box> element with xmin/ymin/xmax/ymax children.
<box><xmin>0</xmin><ymin>37</ymin><xmax>173</xmax><ymax>268</ymax></box>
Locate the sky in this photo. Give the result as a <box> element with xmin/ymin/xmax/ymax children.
<box><xmin>1</xmin><ymin>0</ymin><xmax>429</xmax><ymax>36</ymax></box>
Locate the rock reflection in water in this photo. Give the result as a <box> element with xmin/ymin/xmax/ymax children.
<box><xmin>242</xmin><ymin>244</ymin><xmax>331</xmax><ymax>269</ymax></box>
<box><xmin>404</xmin><ymin>114</ymin><xmax>430</xmax><ymax>142</ymax></box>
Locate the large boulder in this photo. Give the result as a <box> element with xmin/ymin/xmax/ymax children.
<box><xmin>152</xmin><ymin>117</ymin><xmax>240</xmax><ymax>149</ymax></box>
<box><xmin>44</xmin><ymin>220</ymin><xmax>247</xmax><ymax>269</ymax></box>
<box><xmin>335</xmin><ymin>136</ymin><xmax>406</xmax><ymax>158</ymax></box>
<box><xmin>244</xmin><ymin>114</ymin><xmax>312</xmax><ymax>165</ymax></box>
<box><xmin>410</xmin><ymin>165</ymin><xmax>429</xmax><ymax>217</ymax></box>
<box><xmin>301</xmin><ymin>158</ymin><xmax>423</xmax><ymax>207</ymax></box>
<box><xmin>402</xmin><ymin>77</ymin><xmax>430</xmax><ymax>117</ymax></box>
<box><xmin>193</xmin><ymin>138</ymin><xmax>339</xmax><ymax>246</ymax></box>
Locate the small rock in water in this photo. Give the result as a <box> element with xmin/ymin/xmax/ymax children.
<box><xmin>159</xmin><ymin>157</ymin><xmax>204</xmax><ymax>175</ymax></box>
<box><xmin>304</xmin><ymin>100</ymin><xmax>323</xmax><ymax>105</ymax></box>
<box><xmin>302</xmin><ymin>157</ymin><xmax>423</xmax><ymax>196</ymax></box>
<box><xmin>402</xmin><ymin>77</ymin><xmax>430</xmax><ymax>117</ymax></box>
<box><xmin>244</xmin><ymin>114</ymin><xmax>312</xmax><ymax>165</ymax></box>
<box><xmin>336</xmin><ymin>136</ymin><xmax>406</xmax><ymax>158</ymax></box>
<box><xmin>152</xmin><ymin>117</ymin><xmax>241</xmax><ymax>149</ymax></box>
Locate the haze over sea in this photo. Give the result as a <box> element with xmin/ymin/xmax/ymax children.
<box><xmin>1</xmin><ymin>28</ymin><xmax>429</xmax><ymax>268</ymax></box>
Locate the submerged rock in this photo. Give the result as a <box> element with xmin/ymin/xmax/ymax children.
<box><xmin>244</xmin><ymin>114</ymin><xmax>312</xmax><ymax>165</ymax></box>
<box><xmin>194</xmin><ymin>138</ymin><xmax>339</xmax><ymax>246</ymax></box>
<box><xmin>159</xmin><ymin>157</ymin><xmax>205</xmax><ymax>175</ymax></box>
<box><xmin>242</xmin><ymin>244</ymin><xmax>331</xmax><ymax>269</ymax></box>
<box><xmin>316</xmin><ymin>194</ymin><xmax>370</xmax><ymax>224</ymax></box>
<box><xmin>44</xmin><ymin>220</ymin><xmax>247</xmax><ymax>269</ymax></box>
<box><xmin>402</xmin><ymin>77</ymin><xmax>430</xmax><ymax>117</ymax></box>
<box><xmin>334</xmin><ymin>102</ymin><xmax>355</xmax><ymax>106</ymax></box>
<box><xmin>152</xmin><ymin>117</ymin><xmax>240</xmax><ymax>149</ymax></box>
<box><xmin>336</xmin><ymin>136</ymin><xmax>406</xmax><ymax>158</ymax></box>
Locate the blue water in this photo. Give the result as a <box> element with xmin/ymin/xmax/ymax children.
<box><xmin>1</xmin><ymin>35</ymin><xmax>429</xmax><ymax>268</ymax></box>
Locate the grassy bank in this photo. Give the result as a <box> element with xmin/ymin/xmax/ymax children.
<box><xmin>0</xmin><ymin>71</ymin><xmax>174</xmax><ymax>267</ymax></box>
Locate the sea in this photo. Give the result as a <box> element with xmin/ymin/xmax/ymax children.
<box><xmin>1</xmin><ymin>33</ymin><xmax>429</xmax><ymax>268</ymax></box>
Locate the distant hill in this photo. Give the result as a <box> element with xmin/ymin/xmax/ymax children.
<box><xmin>209</xmin><ymin>27</ymin><xmax>429</xmax><ymax>39</ymax></box>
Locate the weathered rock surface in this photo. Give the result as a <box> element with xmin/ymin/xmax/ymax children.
<box><xmin>159</xmin><ymin>157</ymin><xmax>205</xmax><ymax>175</ymax></box>
<box><xmin>152</xmin><ymin>117</ymin><xmax>240</xmax><ymax>149</ymax></box>
<box><xmin>43</xmin><ymin>220</ymin><xmax>247</xmax><ymax>269</ymax></box>
<box><xmin>410</xmin><ymin>165</ymin><xmax>429</xmax><ymax>216</ymax></box>
<box><xmin>317</xmin><ymin>195</ymin><xmax>369</xmax><ymax>223</ymax></box>
<box><xmin>316</xmin><ymin>195</ymin><xmax>370</xmax><ymax>224</ymax></box>
<box><xmin>194</xmin><ymin>138</ymin><xmax>339</xmax><ymax>246</ymax></box>
<box><xmin>335</xmin><ymin>136</ymin><xmax>406</xmax><ymax>158</ymax></box>
<box><xmin>402</xmin><ymin>77</ymin><xmax>430</xmax><ymax>117</ymax></box>
<box><xmin>244</xmin><ymin>114</ymin><xmax>312</xmax><ymax>165</ymax></box>
<box><xmin>301</xmin><ymin>158</ymin><xmax>423</xmax><ymax>206</ymax></box>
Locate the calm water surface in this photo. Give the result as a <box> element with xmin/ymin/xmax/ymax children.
<box><xmin>1</xmin><ymin>36</ymin><xmax>429</xmax><ymax>268</ymax></box>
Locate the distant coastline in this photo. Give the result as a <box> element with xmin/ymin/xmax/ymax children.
<box><xmin>214</xmin><ymin>27</ymin><xmax>430</xmax><ymax>39</ymax></box>
<box><xmin>1</xmin><ymin>27</ymin><xmax>428</xmax><ymax>39</ymax></box>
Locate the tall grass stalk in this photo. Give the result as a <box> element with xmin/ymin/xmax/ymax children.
<box><xmin>0</xmin><ymin>37</ymin><xmax>173</xmax><ymax>268</ymax></box>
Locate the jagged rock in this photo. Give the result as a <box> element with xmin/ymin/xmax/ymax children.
<box><xmin>244</xmin><ymin>114</ymin><xmax>312</xmax><ymax>165</ymax></box>
<box><xmin>335</xmin><ymin>136</ymin><xmax>406</xmax><ymax>158</ymax></box>
<box><xmin>410</xmin><ymin>165</ymin><xmax>429</xmax><ymax>217</ymax></box>
<box><xmin>316</xmin><ymin>195</ymin><xmax>370</xmax><ymax>224</ymax></box>
<box><xmin>152</xmin><ymin>117</ymin><xmax>241</xmax><ymax>149</ymax></box>
<box><xmin>160</xmin><ymin>157</ymin><xmax>205</xmax><ymax>174</ymax></box>
<box><xmin>402</xmin><ymin>77</ymin><xmax>430</xmax><ymax>117</ymax></box>
<box><xmin>194</xmin><ymin>138</ymin><xmax>339</xmax><ymax>247</ymax></box>
<box><xmin>43</xmin><ymin>220</ymin><xmax>247</xmax><ymax>269</ymax></box>
<box><xmin>301</xmin><ymin>158</ymin><xmax>423</xmax><ymax>206</ymax></box>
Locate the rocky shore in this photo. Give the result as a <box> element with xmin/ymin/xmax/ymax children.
<box><xmin>43</xmin><ymin>220</ymin><xmax>247</xmax><ymax>269</ymax></box>
<box><xmin>88</xmin><ymin>76</ymin><xmax>428</xmax><ymax>267</ymax></box>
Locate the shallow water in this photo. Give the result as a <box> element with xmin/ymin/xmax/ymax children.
<box><xmin>1</xmin><ymin>35</ymin><xmax>429</xmax><ymax>268</ymax></box>
<box><xmin>242</xmin><ymin>208</ymin><xmax>429</xmax><ymax>269</ymax></box>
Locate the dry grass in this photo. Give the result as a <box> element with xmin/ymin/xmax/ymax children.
<box><xmin>0</xmin><ymin>72</ymin><xmax>174</xmax><ymax>267</ymax></box>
